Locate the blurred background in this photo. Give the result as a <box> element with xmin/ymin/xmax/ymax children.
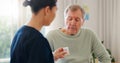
<box><xmin>0</xmin><ymin>0</ymin><xmax>120</xmax><ymax>63</ymax></box>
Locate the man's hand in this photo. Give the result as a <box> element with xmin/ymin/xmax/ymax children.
<box><xmin>53</xmin><ymin>48</ymin><xmax>68</xmax><ymax>61</ymax></box>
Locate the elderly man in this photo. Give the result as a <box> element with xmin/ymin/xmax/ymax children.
<box><xmin>46</xmin><ymin>4</ymin><xmax>111</xmax><ymax>63</ymax></box>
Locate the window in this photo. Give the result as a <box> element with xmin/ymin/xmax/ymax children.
<box><xmin>0</xmin><ymin>0</ymin><xmax>20</xmax><ymax>63</ymax></box>
<box><xmin>0</xmin><ymin>16</ymin><xmax>17</xmax><ymax>63</ymax></box>
<box><xmin>0</xmin><ymin>0</ymin><xmax>45</xmax><ymax>63</ymax></box>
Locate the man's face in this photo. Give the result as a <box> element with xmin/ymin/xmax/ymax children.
<box><xmin>65</xmin><ymin>9</ymin><xmax>84</xmax><ymax>35</ymax></box>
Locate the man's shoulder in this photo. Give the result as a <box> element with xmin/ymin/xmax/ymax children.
<box><xmin>81</xmin><ymin>28</ymin><xmax>98</xmax><ymax>38</ymax></box>
<box><xmin>81</xmin><ymin>27</ymin><xmax>94</xmax><ymax>33</ymax></box>
<box><xmin>47</xmin><ymin>29</ymin><xmax>60</xmax><ymax>35</ymax></box>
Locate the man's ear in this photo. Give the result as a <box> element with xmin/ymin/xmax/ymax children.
<box><xmin>81</xmin><ymin>18</ymin><xmax>85</xmax><ymax>26</ymax></box>
<box><xmin>44</xmin><ymin>6</ymin><xmax>50</xmax><ymax>16</ymax></box>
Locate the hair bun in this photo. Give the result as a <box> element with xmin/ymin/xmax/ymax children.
<box><xmin>23</xmin><ymin>0</ymin><xmax>30</xmax><ymax>7</ymax></box>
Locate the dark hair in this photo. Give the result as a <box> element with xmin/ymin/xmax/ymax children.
<box><xmin>23</xmin><ymin>0</ymin><xmax>57</xmax><ymax>14</ymax></box>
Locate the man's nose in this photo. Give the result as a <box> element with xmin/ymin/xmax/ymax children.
<box><xmin>71</xmin><ymin>19</ymin><xmax>76</xmax><ymax>25</ymax></box>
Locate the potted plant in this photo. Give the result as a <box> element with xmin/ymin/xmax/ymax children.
<box><xmin>106</xmin><ymin>49</ymin><xmax>115</xmax><ymax>63</ymax></box>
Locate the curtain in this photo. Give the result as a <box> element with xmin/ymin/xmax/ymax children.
<box><xmin>17</xmin><ymin>0</ymin><xmax>31</xmax><ymax>26</ymax></box>
<box><xmin>7</xmin><ymin>0</ymin><xmax>31</xmax><ymax>39</ymax></box>
<box><xmin>98</xmin><ymin>0</ymin><xmax>120</xmax><ymax>62</ymax></box>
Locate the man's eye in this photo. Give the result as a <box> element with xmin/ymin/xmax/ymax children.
<box><xmin>75</xmin><ymin>18</ymin><xmax>80</xmax><ymax>22</ymax></box>
<box><xmin>68</xmin><ymin>18</ymin><xmax>72</xmax><ymax>21</ymax></box>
